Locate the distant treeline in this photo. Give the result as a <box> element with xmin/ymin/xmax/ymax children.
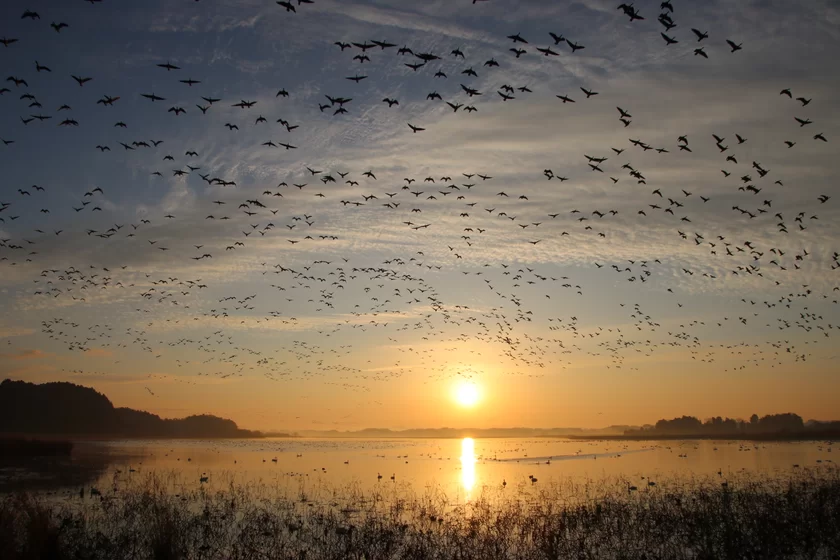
<box><xmin>0</xmin><ymin>379</ymin><xmax>262</xmax><ymax>439</ymax></box>
<box><xmin>623</xmin><ymin>413</ymin><xmax>840</xmax><ymax>438</ymax></box>
<box><xmin>295</xmin><ymin>426</ymin><xmax>633</xmax><ymax>439</ymax></box>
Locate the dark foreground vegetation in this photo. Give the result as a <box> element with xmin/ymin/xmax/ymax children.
<box><xmin>1</xmin><ymin>467</ymin><xmax>839</xmax><ymax>560</ymax></box>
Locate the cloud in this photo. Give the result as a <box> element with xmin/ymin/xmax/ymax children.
<box><xmin>0</xmin><ymin>0</ymin><xmax>838</xmax><ymax>428</ymax></box>
<box><xmin>0</xmin><ymin>327</ymin><xmax>35</xmax><ymax>339</ymax></box>
<box><xmin>0</xmin><ymin>349</ymin><xmax>51</xmax><ymax>361</ymax></box>
<box><xmin>83</xmin><ymin>348</ymin><xmax>114</xmax><ymax>357</ymax></box>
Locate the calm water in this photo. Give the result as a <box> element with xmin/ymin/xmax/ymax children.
<box><xmin>1</xmin><ymin>438</ymin><xmax>834</xmax><ymax>500</ymax></box>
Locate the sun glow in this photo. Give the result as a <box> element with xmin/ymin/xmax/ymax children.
<box><xmin>454</xmin><ymin>380</ymin><xmax>480</xmax><ymax>407</ymax></box>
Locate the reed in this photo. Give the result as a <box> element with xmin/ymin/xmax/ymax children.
<box><xmin>1</xmin><ymin>466</ymin><xmax>838</xmax><ymax>559</ymax></box>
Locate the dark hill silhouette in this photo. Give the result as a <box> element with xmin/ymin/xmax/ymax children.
<box><xmin>0</xmin><ymin>379</ymin><xmax>261</xmax><ymax>438</ymax></box>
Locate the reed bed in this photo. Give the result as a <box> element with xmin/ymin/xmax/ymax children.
<box><xmin>1</xmin><ymin>466</ymin><xmax>838</xmax><ymax>560</ymax></box>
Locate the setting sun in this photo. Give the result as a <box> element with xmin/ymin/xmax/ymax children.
<box><xmin>454</xmin><ymin>381</ymin><xmax>480</xmax><ymax>407</ymax></box>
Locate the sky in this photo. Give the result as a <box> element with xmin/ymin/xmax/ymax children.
<box><xmin>1</xmin><ymin>0</ymin><xmax>839</xmax><ymax>432</ymax></box>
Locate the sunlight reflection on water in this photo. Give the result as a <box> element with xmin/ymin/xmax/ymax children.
<box><xmin>460</xmin><ymin>438</ymin><xmax>476</xmax><ymax>498</ymax></box>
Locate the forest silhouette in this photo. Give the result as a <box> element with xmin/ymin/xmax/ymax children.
<box><xmin>620</xmin><ymin>413</ymin><xmax>840</xmax><ymax>439</ymax></box>
<box><xmin>0</xmin><ymin>379</ymin><xmax>261</xmax><ymax>438</ymax></box>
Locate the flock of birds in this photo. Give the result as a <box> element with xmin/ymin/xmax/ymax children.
<box><xmin>0</xmin><ymin>0</ymin><xmax>838</xmax><ymax>426</ymax></box>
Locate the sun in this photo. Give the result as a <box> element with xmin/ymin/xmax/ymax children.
<box><xmin>454</xmin><ymin>381</ymin><xmax>480</xmax><ymax>407</ymax></box>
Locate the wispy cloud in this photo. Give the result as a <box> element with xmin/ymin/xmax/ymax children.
<box><xmin>0</xmin><ymin>0</ymin><xmax>838</xmax><ymax>428</ymax></box>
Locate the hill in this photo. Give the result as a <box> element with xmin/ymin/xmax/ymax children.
<box><xmin>0</xmin><ymin>379</ymin><xmax>261</xmax><ymax>439</ymax></box>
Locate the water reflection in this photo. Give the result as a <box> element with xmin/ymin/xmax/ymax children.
<box><xmin>460</xmin><ymin>438</ymin><xmax>476</xmax><ymax>497</ymax></box>
<box><xmin>0</xmin><ymin>441</ymin><xmax>135</xmax><ymax>493</ymax></box>
<box><xmin>0</xmin><ymin>438</ymin><xmax>829</xmax><ymax>498</ymax></box>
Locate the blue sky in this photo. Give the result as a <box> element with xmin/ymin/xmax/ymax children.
<box><xmin>1</xmin><ymin>0</ymin><xmax>839</xmax><ymax>431</ymax></box>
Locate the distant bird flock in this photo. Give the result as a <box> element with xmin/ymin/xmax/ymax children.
<box><xmin>0</xmin><ymin>1</ymin><xmax>836</xmax><ymax>407</ymax></box>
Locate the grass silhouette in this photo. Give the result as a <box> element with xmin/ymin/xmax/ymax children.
<box><xmin>1</xmin><ymin>466</ymin><xmax>838</xmax><ymax>559</ymax></box>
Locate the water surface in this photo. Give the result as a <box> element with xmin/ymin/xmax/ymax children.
<box><xmin>2</xmin><ymin>437</ymin><xmax>834</xmax><ymax>501</ymax></box>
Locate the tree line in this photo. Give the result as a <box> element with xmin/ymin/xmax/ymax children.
<box><xmin>0</xmin><ymin>379</ymin><xmax>261</xmax><ymax>438</ymax></box>
<box><xmin>625</xmin><ymin>413</ymin><xmax>840</xmax><ymax>436</ymax></box>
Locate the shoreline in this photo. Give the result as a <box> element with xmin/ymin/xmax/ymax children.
<box><xmin>0</xmin><ymin>433</ymin><xmax>276</xmax><ymax>442</ymax></box>
<box><xmin>4</xmin><ymin>432</ymin><xmax>837</xmax><ymax>442</ymax></box>
<box><xmin>563</xmin><ymin>432</ymin><xmax>840</xmax><ymax>442</ymax></box>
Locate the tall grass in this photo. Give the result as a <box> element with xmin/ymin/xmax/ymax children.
<box><xmin>1</xmin><ymin>467</ymin><xmax>838</xmax><ymax>559</ymax></box>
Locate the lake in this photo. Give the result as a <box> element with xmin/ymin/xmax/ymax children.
<box><xmin>1</xmin><ymin>437</ymin><xmax>834</xmax><ymax>500</ymax></box>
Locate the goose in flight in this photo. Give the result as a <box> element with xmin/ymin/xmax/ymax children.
<box><xmin>618</xmin><ymin>4</ymin><xmax>644</xmax><ymax>21</ymax></box>
<box><xmin>96</xmin><ymin>95</ymin><xmax>120</xmax><ymax>106</ymax></box>
<box><xmin>691</xmin><ymin>28</ymin><xmax>709</xmax><ymax>41</ymax></box>
<box><xmin>566</xmin><ymin>40</ymin><xmax>585</xmax><ymax>52</ymax></box>
<box><xmin>726</xmin><ymin>39</ymin><xmax>743</xmax><ymax>52</ymax></box>
<box><xmin>461</xmin><ymin>85</ymin><xmax>481</xmax><ymax>96</ymax></box>
<box><xmin>408</xmin><ymin>123</ymin><xmax>425</xmax><ymax>133</ymax></box>
<box><xmin>661</xmin><ymin>33</ymin><xmax>678</xmax><ymax>45</ymax></box>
